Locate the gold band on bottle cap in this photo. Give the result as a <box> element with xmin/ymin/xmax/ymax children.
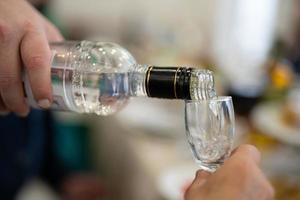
<box><xmin>146</xmin><ymin>66</ymin><xmax>153</xmax><ymax>97</ymax></box>
<box><xmin>174</xmin><ymin>67</ymin><xmax>180</xmax><ymax>99</ymax></box>
<box><xmin>145</xmin><ymin>66</ymin><xmax>191</xmax><ymax>99</ymax></box>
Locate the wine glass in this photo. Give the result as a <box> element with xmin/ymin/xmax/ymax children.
<box><xmin>185</xmin><ymin>96</ymin><xmax>235</xmax><ymax>172</ymax></box>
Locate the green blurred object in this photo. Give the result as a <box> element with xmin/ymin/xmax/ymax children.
<box><xmin>54</xmin><ymin>122</ymin><xmax>91</xmax><ymax>171</ymax></box>
<box><xmin>40</xmin><ymin>4</ymin><xmax>68</xmax><ymax>38</ymax></box>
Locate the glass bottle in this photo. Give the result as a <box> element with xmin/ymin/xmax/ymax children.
<box><xmin>24</xmin><ymin>41</ymin><xmax>216</xmax><ymax>115</ymax></box>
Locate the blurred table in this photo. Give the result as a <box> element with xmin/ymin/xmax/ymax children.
<box><xmin>249</xmin><ymin>102</ymin><xmax>300</xmax><ymax>199</ymax></box>
<box><xmin>88</xmin><ymin>117</ymin><xmax>196</xmax><ymax>200</ymax></box>
<box><xmin>83</xmin><ymin>99</ymin><xmax>300</xmax><ymax>200</ymax></box>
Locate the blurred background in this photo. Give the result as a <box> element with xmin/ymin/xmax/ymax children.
<box><xmin>16</xmin><ymin>0</ymin><xmax>300</xmax><ymax>199</ymax></box>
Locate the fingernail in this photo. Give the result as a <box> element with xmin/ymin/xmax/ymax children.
<box><xmin>0</xmin><ymin>111</ymin><xmax>10</xmax><ymax>116</ymax></box>
<box><xmin>38</xmin><ymin>99</ymin><xmax>51</xmax><ymax>109</ymax></box>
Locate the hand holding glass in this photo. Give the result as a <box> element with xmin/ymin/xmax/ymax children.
<box><xmin>185</xmin><ymin>96</ymin><xmax>235</xmax><ymax>172</ymax></box>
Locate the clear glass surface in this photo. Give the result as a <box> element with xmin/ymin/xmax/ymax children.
<box><xmin>50</xmin><ymin>41</ymin><xmax>137</xmax><ymax>115</ymax></box>
<box><xmin>185</xmin><ymin>96</ymin><xmax>235</xmax><ymax>172</ymax></box>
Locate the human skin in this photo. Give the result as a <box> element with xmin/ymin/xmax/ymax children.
<box><xmin>185</xmin><ymin>145</ymin><xmax>274</xmax><ymax>200</ymax></box>
<box><xmin>0</xmin><ymin>0</ymin><xmax>63</xmax><ymax>116</ymax></box>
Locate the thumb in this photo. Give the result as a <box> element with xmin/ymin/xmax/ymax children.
<box><xmin>193</xmin><ymin>170</ymin><xmax>211</xmax><ymax>186</ymax></box>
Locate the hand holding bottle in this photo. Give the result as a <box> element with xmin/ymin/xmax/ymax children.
<box><xmin>0</xmin><ymin>0</ymin><xmax>63</xmax><ymax>116</ymax></box>
<box><xmin>0</xmin><ymin>1</ymin><xmax>215</xmax><ymax>117</ymax></box>
<box><xmin>185</xmin><ymin>145</ymin><xmax>274</xmax><ymax>200</ymax></box>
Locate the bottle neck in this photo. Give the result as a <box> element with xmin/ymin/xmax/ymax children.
<box><xmin>129</xmin><ymin>65</ymin><xmax>216</xmax><ymax>100</ymax></box>
<box><xmin>145</xmin><ymin>66</ymin><xmax>193</xmax><ymax>99</ymax></box>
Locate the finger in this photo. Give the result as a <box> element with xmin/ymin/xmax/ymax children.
<box><xmin>0</xmin><ymin>96</ymin><xmax>9</xmax><ymax>116</ymax></box>
<box><xmin>20</xmin><ymin>29</ymin><xmax>52</xmax><ymax>109</ymax></box>
<box><xmin>0</xmin><ymin>21</ymin><xmax>29</xmax><ymax>116</ymax></box>
<box><xmin>43</xmin><ymin>19</ymin><xmax>64</xmax><ymax>42</ymax></box>
<box><xmin>195</xmin><ymin>170</ymin><xmax>211</xmax><ymax>180</ymax></box>
<box><xmin>247</xmin><ymin>162</ymin><xmax>275</xmax><ymax>199</ymax></box>
<box><xmin>193</xmin><ymin>170</ymin><xmax>211</xmax><ymax>186</ymax></box>
<box><xmin>0</xmin><ymin>96</ymin><xmax>6</xmax><ymax>110</ymax></box>
<box><xmin>230</xmin><ymin>144</ymin><xmax>261</xmax><ymax>165</ymax></box>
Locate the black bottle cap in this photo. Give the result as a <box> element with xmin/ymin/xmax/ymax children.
<box><xmin>145</xmin><ymin>66</ymin><xmax>192</xmax><ymax>100</ymax></box>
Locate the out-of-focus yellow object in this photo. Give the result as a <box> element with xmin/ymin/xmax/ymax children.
<box><xmin>264</xmin><ymin>60</ymin><xmax>294</xmax><ymax>101</ymax></box>
<box><xmin>282</xmin><ymin>103</ymin><xmax>299</xmax><ymax>127</ymax></box>
<box><xmin>271</xmin><ymin>178</ymin><xmax>300</xmax><ymax>200</ymax></box>
<box><xmin>270</xmin><ymin>62</ymin><xmax>293</xmax><ymax>90</ymax></box>
<box><xmin>246</xmin><ymin>128</ymin><xmax>279</xmax><ymax>152</ymax></box>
